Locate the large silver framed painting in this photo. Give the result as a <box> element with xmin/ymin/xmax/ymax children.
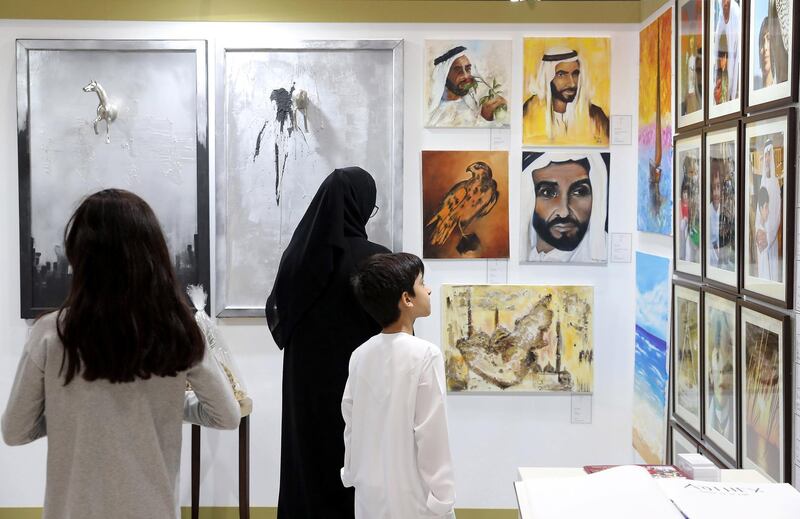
<box><xmin>16</xmin><ymin>39</ymin><xmax>209</xmax><ymax>319</ymax></box>
<box><xmin>216</xmin><ymin>40</ymin><xmax>404</xmax><ymax>317</ymax></box>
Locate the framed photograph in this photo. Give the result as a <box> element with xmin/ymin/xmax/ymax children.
<box><xmin>672</xmin><ymin>282</ymin><xmax>702</xmax><ymax>435</ymax></box>
<box><xmin>422</xmin><ymin>151</ymin><xmax>509</xmax><ymax>259</ymax></box>
<box><xmin>707</xmin><ymin>0</ymin><xmax>743</xmax><ymax>121</ymax></box>
<box><xmin>674</xmin><ymin>131</ymin><xmax>703</xmax><ymax>278</ymax></box>
<box><xmin>703</xmin><ymin>123</ymin><xmax>739</xmax><ymax>290</ymax></box>
<box><xmin>215</xmin><ymin>40</ymin><xmax>404</xmax><ymax>317</ymax></box>
<box><xmin>746</xmin><ymin>0</ymin><xmax>797</xmax><ymax>112</ymax></box>
<box><xmin>740</xmin><ymin>301</ymin><xmax>791</xmax><ymax>482</ymax></box>
<box><xmin>522</xmin><ymin>37</ymin><xmax>611</xmax><ymax>147</ymax></box>
<box><xmin>702</xmin><ymin>289</ymin><xmax>737</xmax><ymax>465</ymax></box>
<box><xmin>520</xmin><ymin>151</ymin><xmax>609</xmax><ymax>264</ymax></box>
<box><xmin>742</xmin><ymin>108</ymin><xmax>796</xmax><ymax>308</ymax></box>
<box><xmin>670</xmin><ymin>422</ymin><xmax>699</xmax><ymax>464</ymax></box>
<box><xmin>424</xmin><ymin>40</ymin><xmax>510</xmax><ymax>128</ymax></box>
<box><xmin>16</xmin><ymin>39</ymin><xmax>209</xmax><ymax>319</ymax></box>
<box><xmin>677</xmin><ymin>0</ymin><xmax>705</xmax><ymax>129</ymax></box>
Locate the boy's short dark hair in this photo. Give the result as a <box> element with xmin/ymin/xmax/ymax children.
<box><xmin>352</xmin><ymin>252</ymin><xmax>425</xmax><ymax>327</ymax></box>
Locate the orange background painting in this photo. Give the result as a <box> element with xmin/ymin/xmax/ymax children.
<box><xmin>422</xmin><ymin>151</ymin><xmax>509</xmax><ymax>259</ymax></box>
<box><xmin>639</xmin><ymin>10</ymin><xmax>673</xmax><ymax>128</ymax></box>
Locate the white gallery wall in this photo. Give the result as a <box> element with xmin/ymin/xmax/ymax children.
<box><xmin>0</xmin><ymin>18</ymin><xmax>645</xmax><ymax>509</ymax></box>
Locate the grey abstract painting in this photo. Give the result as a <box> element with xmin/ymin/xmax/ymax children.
<box><xmin>216</xmin><ymin>40</ymin><xmax>403</xmax><ymax>317</ymax></box>
<box><xmin>17</xmin><ymin>40</ymin><xmax>209</xmax><ymax>318</ymax></box>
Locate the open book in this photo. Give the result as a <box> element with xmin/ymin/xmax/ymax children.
<box><xmin>520</xmin><ymin>465</ymin><xmax>800</xmax><ymax>519</ymax></box>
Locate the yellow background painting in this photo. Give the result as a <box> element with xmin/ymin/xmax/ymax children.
<box><xmin>522</xmin><ymin>37</ymin><xmax>611</xmax><ymax>146</ymax></box>
<box><xmin>442</xmin><ymin>285</ymin><xmax>593</xmax><ymax>393</ymax></box>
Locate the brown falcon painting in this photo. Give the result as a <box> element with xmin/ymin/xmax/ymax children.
<box><xmin>425</xmin><ymin>161</ymin><xmax>499</xmax><ymax>255</ymax></box>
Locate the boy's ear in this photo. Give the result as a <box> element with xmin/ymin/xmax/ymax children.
<box><xmin>401</xmin><ymin>290</ymin><xmax>413</xmax><ymax>307</ymax></box>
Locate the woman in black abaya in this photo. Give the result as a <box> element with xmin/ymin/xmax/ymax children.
<box><xmin>266</xmin><ymin>167</ymin><xmax>390</xmax><ymax>518</ymax></box>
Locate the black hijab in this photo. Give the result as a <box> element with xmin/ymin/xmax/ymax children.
<box><xmin>265</xmin><ymin>167</ymin><xmax>377</xmax><ymax>349</ymax></box>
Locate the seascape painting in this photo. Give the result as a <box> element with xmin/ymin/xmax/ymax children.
<box><xmin>217</xmin><ymin>41</ymin><xmax>402</xmax><ymax>316</ymax></box>
<box><xmin>442</xmin><ymin>285</ymin><xmax>593</xmax><ymax>393</ymax></box>
<box><xmin>522</xmin><ymin>37</ymin><xmax>610</xmax><ymax>147</ymax></box>
<box><xmin>424</xmin><ymin>40</ymin><xmax>510</xmax><ymax>128</ymax></box>
<box><xmin>422</xmin><ymin>151</ymin><xmax>509</xmax><ymax>259</ymax></box>
<box><xmin>633</xmin><ymin>252</ymin><xmax>670</xmax><ymax>464</ymax></box>
<box><xmin>741</xmin><ymin>306</ymin><xmax>785</xmax><ymax>482</ymax></box>
<box><xmin>17</xmin><ymin>40</ymin><xmax>207</xmax><ymax>318</ymax></box>
<box><xmin>638</xmin><ymin>9</ymin><xmax>673</xmax><ymax>235</ymax></box>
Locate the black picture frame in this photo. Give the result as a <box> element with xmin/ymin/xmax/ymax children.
<box><xmin>16</xmin><ymin>39</ymin><xmax>210</xmax><ymax>318</ymax></box>
<box><xmin>701</xmin><ymin>286</ymin><xmax>739</xmax><ymax>468</ymax></box>
<box><xmin>673</xmin><ymin>128</ymin><xmax>704</xmax><ymax>281</ymax></box>
<box><xmin>740</xmin><ymin>107</ymin><xmax>796</xmax><ymax>309</ymax></box>
<box><xmin>738</xmin><ymin>298</ymin><xmax>793</xmax><ymax>483</ymax></box>
<box><xmin>669</xmin><ymin>420</ymin><xmax>701</xmax><ymax>464</ymax></box>
<box><xmin>671</xmin><ymin>279</ymin><xmax>704</xmax><ymax>438</ymax></box>
<box><xmin>705</xmin><ymin>0</ymin><xmax>745</xmax><ymax>124</ymax></box>
<box><xmin>744</xmin><ymin>0</ymin><xmax>799</xmax><ymax>113</ymax></box>
<box><xmin>702</xmin><ymin>119</ymin><xmax>740</xmax><ymax>294</ymax></box>
<box><xmin>677</xmin><ymin>0</ymin><xmax>707</xmax><ymax>131</ymax></box>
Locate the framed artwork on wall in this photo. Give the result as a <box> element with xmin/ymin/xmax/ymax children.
<box><xmin>424</xmin><ymin>40</ymin><xmax>510</xmax><ymax>128</ymax></box>
<box><xmin>673</xmin><ymin>131</ymin><xmax>703</xmax><ymax>278</ymax></box>
<box><xmin>742</xmin><ymin>108</ymin><xmax>796</xmax><ymax>308</ymax></box>
<box><xmin>670</xmin><ymin>422</ymin><xmax>700</xmax><ymax>464</ymax></box>
<box><xmin>214</xmin><ymin>40</ymin><xmax>404</xmax><ymax>317</ymax></box>
<box><xmin>422</xmin><ymin>150</ymin><xmax>509</xmax><ymax>259</ymax></box>
<box><xmin>707</xmin><ymin>0</ymin><xmax>743</xmax><ymax>122</ymax></box>
<box><xmin>702</xmin><ymin>288</ymin><xmax>738</xmax><ymax>466</ymax></box>
<box><xmin>739</xmin><ymin>300</ymin><xmax>791</xmax><ymax>482</ymax></box>
<box><xmin>522</xmin><ymin>36</ymin><xmax>611</xmax><ymax>147</ymax></box>
<box><xmin>677</xmin><ymin>0</ymin><xmax>705</xmax><ymax>129</ymax></box>
<box><xmin>441</xmin><ymin>284</ymin><xmax>594</xmax><ymax>393</ymax></box>
<box><xmin>16</xmin><ymin>39</ymin><xmax>209</xmax><ymax>319</ymax></box>
<box><xmin>672</xmin><ymin>282</ymin><xmax>702</xmax><ymax>436</ymax></box>
<box><xmin>519</xmin><ymin>151</ymin><xmax>609</xmax><ymax>264</ymax></box>
<box><xmin>745</xmin><ymin>0</ymin><xmax>797</xmax><ymax>112</ymax></box>
<box><xmin>703</xmin><ymin>122</ymin><xmax>739</xmax><ymax>291</ymax></box>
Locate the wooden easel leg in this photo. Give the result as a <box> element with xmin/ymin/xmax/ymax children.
<box><xmin>192</xmin><ymin>424</ymin><xmax>201</xmax><ymax>519</ymax></box>
<box><xmin>239</xmin><ymin>416</ymin><xmax>250</xmax><ymax>519</ymax></box>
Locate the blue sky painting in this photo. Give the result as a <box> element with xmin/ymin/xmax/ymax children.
<box><xmin>633</xmin><ymin>251</ymin><xmax>670</xmax><ymax>464</ymax></box>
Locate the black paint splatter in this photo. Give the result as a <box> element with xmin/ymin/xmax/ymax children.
<box><xmin>269</xmin><ymin>83</ymin><xmax>295</xmax><ymax>135</ymax></box>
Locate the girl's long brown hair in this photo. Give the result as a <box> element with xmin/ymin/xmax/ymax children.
<box><xmin>56</xmin><ymin>189</ymin><xmax>204</xmax><ymax>384</ymax></box>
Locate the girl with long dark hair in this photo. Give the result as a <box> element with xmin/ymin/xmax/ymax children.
<box><xmin>2</xmin><ymin>189</ymin><xmax>240</xmax><ymax>519</ymax></box>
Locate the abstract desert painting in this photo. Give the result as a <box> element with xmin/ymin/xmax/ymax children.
<box><xmin>442</xmin><ymin>285</ymin><xmax>593</xmax><ymax>393</ymax></box>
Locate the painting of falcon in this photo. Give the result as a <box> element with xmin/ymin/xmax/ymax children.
<box><xmin>422</xmin><ymin>151</ymin><xmax>509</xmax><ymax>259</ymax></box>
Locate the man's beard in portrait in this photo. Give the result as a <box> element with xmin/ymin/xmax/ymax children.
<box><xmin>532</xmin><ymin>213</ymin><xmax>589</xmax><ymax>251</ymax></box>
<box><xmin>446</xmin><ymin>78</ymin><xmax>475</xmax><ymax>97</ymax></box>
<box><xmin>550</xmin><ymin>82</ymin><xmax>577</xmax><ymax>104</ymax></box>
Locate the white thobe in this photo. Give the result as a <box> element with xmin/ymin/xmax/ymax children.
<box><xmin>528</xmin><ymin>232</ymin><xmax>592</xmax><ymax>262</ymax></box>
<box><xmin>428</xmin><ymin>97</ymin><xmax>485</xmax><ymax>127</ymax></box>
<box><xmin>341</xmin><ymin>332</ymin><xmax>456</xmax><ymax>519</ymax></box>
<box><xmin>714</xmin><ymin>1</ymin><xmax>741</xmax><ymax>100</ymax></box>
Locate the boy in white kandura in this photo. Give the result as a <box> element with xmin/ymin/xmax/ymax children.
<box><xmin>342</xmin><ymin>252</ymin><xmax>456</xmax><ymax>519</ymax></box>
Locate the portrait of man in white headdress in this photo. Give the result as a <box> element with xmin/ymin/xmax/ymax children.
<box><xmin>520</xmin><ymin>151</ymin><xmax>609</xmax><ymax>263</ymax></box>
<box><xmin>522</xmin><ymin>38</ymin><xmax>611</xmax><ymax>146</ymax></box>
<box><xmin>424</xmin><ymin>40</ymin><xmax>510</xmax><ymax>128</ymax></box>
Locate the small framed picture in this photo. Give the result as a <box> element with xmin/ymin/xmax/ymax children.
<box><xmin>745</xmin><ymin>0</ymin><xmax>797</xmax><ymax>112</ymax></box>
<box><xmin>702</xmin><ymin>288</ymin><xmax>737</xmax><ymax>465</ymax></box>
<box><xmin>677</xmin><ymin>0</ymin><xmax>706</xmax><ymax>130</ymax></box>
<box><xmin>670</xmin><ymin>422</ymin><xmax>699</xmax><ymax>464</ymax></box>
<box><xmin>703</xmin><ymin>122</ymin><xmax>739</xmax><ymax>290</ymax></box>
<box><xmin>672</xmin><ymin>282</ymin><xmax>702</xmax><ymax>436</ymax></box>
<box><xmin>742</xmin><ymin>108</ymin><xmax>796</xmax><ymax>308</ymax></box>
<box><xmin>739</xmin><ymin>300</ymin><xmax>791</xmax><ymax>482</ymax></box>
<box><xmin>674</xmin><ymin>131</ymin><xmax>703</xmax><ymax>278</ymax></box>
<box><xmin>707</xmin><ymin>0</ymin><xmax>743</xmax><ymax>121</ymax></box>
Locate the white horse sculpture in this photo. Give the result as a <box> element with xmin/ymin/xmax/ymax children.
<box><xmin>82</xmin><ymin>79</ymin><xmax>118</xmax><ymax>143</ymax></box>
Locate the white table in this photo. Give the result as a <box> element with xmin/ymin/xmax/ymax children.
<box><xmin>514</xmin><ymin>466</ymin><xmax>770</xmax><ymax>519</ymax></box>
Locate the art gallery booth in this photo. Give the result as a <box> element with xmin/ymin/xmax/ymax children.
<box><xmin>0</xmin><ymin>0</ymin><xmax>798</xmax><ymax>517</ymax></box>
